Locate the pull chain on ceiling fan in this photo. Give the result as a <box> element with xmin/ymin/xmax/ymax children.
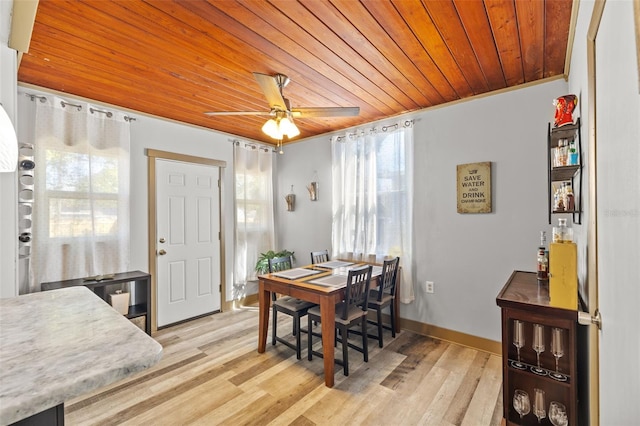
<box><xmin>205</xmin><ymin>72</ymin><xmax>359</xmax><ymax>141</ymax></box>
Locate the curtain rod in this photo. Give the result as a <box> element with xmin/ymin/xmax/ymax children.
<box><xmin>25</xmin><ymin>93</ymin><xmax>137</xmax><ymax>122</ymax></box>
<box><xmin>229</xmin><ymin>138</ymin><xmax>275</xmax><ymax>153</ymax></box>
<box><xmin>331</xmin><ymin>119</ymin><xmax>414</xmax><ymax>142</ymax></box>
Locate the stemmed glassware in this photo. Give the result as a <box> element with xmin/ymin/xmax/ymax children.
<box><xmin>533</xmin><ymin>388</ymin><xmax>546</xmax><ymax>423</ymax></box>
<box><xmin>550</xmin><ymin>327</ymin><xmax>567</xmax><ymax>381</ymax></box>
<box><xmin>531</xmin><ymin>323</ymin><xmax>547</xmax><ymax>375</ymax></box>
<box><xmin>513</xmin><ymin>389</ymin><xmax>531</xmax><ymax>420</ymax></box>
<box><xmin>549</xmin><ymin>401</ymin><xmax>568</xmax><ymax>426</ymax></box>
<box><xmin>512</xmin><ymin>319</ymin><xmax>526</xmax><ymax>369</ymax></box>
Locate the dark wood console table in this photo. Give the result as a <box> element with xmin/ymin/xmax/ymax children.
<box><xmin>42</xmin><ymin>270</ymin><xmax>151</xmax><ymax>335</ymax></box>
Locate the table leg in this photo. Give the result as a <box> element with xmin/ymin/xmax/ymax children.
<box><xmin>258</xmin><ymin>280</ymin><xmax>270</xmax><ymax>353</ymax></box>
<box><xmin>320</xmin><ymin>297</ymin><xmax>336</xmax><ymax>387</ymax></box>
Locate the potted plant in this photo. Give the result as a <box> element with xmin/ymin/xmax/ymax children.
<box><xmin>254</xmin><ymin>249</ymin><xmax>295</xmax><ymax>274</ymax></box>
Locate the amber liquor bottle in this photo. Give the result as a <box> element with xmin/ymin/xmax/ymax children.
<box><xmin>537</xmin><ymin>231</ymin><xmax>549</xmax><ymax>283</ymax></box>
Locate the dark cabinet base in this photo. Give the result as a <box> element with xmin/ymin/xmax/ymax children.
<box><xmin>10</xmin><ymin>404</ymin><xmax>64</xmax><ymax>426</ymax></box>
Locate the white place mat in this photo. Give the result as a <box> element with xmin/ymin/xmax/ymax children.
<box><xmin>315</xmin><ymin>260</ymin><xmax>354</xmax><ymax>269</ymax></box>
<box><xmin>309</xmin><ymin>275</ymin><xmax>348</xmax><ymax>287</ymax></box>
<box><xmin>371</xmin><ymin>265</ymin><xmax>383</xmax><ymax>277</ymax></box>
<box><xmin>271</xmin><ymin>268</ymin><xmax>322</xmax><ymax>280</ymax></box>
<box><xmin>333</xmin><ymin>265</ymin><xmax>383</xmax><ymax>277</ymax></box>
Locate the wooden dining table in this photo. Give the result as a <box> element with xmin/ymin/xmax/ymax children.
<box><xmin>257</xmin><ymin>261</ymin><xmax>397</xmax><ymax>388</ymax></box>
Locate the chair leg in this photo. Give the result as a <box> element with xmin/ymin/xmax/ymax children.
<box><xmin>272</xmin><ymin>307</ymin><xmax>277</xmax><ymax>346</ymax></box>
<box><xmin>307</xmin><ymin>315</ymin><xmax>313</xmax><ymax>361</ymax></box>
<box><xmin>295</xmin><ymin>314</ymin><xmax>302</xmax><ymax>360</ymax></box>
<box><xmin>377</xmin><ymin>308</ymin><xmax>384</xmax><ymax>348</ymax></box>
<box><xmin>341</xmin><ymin>325</ymin><xmax>349</xmax><ymax>376</ymax></box>
<box><xmin>390</xmin><ymin>303</ymin><xmax>396</xmax><ymax>338</ymax></box>
<box><xmin>361</xmin><ymin>318</ymin><xmax>368</xmax><ymax>362</ymax></box>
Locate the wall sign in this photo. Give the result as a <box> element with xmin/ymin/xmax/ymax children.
<box><xmin>457</xmin><ymin>161</ymin><xmax>492</xmax><ymax>213</ymax></box>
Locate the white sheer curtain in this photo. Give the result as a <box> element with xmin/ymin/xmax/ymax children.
<box><xmin>331</xmin><ymin>120</ymin><xmax>415</xmax><ymax>303</ymax></box>
<box><xmin>234</xmin><ymin>141</ymin><xmax>274</xmax><ymax>295</ymax></box>
<box><xmin>30</xmin><ymin>96</ymin><xmax>130</xmax><ymax>293</ymax></box>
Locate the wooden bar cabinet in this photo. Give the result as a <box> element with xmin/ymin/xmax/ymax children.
<box><xmin>496</xmin><ymin>270</ymin><xmax>578</xmax><ymax>426</ymax></box>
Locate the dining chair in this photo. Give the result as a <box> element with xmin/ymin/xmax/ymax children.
<box><xmin>268</xmin><ymin>256</ymin><xmax>316</xmax><ymax>359</ymax></box>
<box><xmin>310</xmin><ymin>249</ymin><xmax>330</xmax><ymax>264</ymax></box>
<box><xmin>307</xmin><ymin>264</ymin><xmax>372</xmax><ymax>376</ymax></box>
<box><xmin>365</xmin><ymin>257</ymin><xmax>400</xmax><ymax>348</ymax></box>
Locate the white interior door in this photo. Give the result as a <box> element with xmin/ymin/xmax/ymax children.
<box><xmin>593</xmin><ymin>1</ymin><xmax>639</xmax><ymax>422</ymax></box>
<box><xmin>156</xmin><ymin>159</ymin><xmax>221</xmax><ymax>327</ymax></box>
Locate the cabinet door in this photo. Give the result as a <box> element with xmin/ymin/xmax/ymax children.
<box><xmin>503</xmin><ymin>310</ymin><xmax>577</xmax><ymax>425</ymax></box>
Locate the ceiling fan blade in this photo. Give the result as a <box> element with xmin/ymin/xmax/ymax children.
<box><xmin>253</xmin><ymin>72</ymin><xmax>287</xmax><ymax>111</ymax></box>
<box><xmin>291</xmin><ymin>107</ymin><xmax>360</xmax><ymax>118</ymax></box>
<box><xmin>204</xmin><ymin>111</ymin><xmax>272</xmax><ymax>116</ymax></box>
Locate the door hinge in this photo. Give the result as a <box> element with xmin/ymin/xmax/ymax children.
<box><xmin>219</xmin><ymin>284</ymin><xmax>222</xmax><ymax>293</ymax></box>
<box><xmin>578</xmin><ymin>309</ymin><xmax>602</xmax><ymax>330</ymax></box>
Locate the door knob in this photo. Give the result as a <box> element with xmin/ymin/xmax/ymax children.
<box><xmin>159</xmin><ymin>237</ymin><xmax>165</xmax><ymax>243</ymax></box>
<box><xmin>578</xmin><ymin>309</ymin><xmax>602</xmax><ymax>330</ymax></box>
<box><xmin>158</xmin><ymin>249</ymin><xmax>167</xmax><ymax>256</ymax></box>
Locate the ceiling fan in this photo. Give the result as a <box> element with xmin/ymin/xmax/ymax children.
<box><xmin>204</xmin><ymin>72</ymin><xmax>359</xmax><ymax>142</ymax></box>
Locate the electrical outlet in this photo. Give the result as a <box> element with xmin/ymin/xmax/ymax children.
<box><xmin>426</xmin><ymin>281</ymin><xmax>434</xmax><ymax>293</ymax></box>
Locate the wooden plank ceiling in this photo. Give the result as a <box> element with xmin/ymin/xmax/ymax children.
<box><xmin>17</xmin><ymin>0</ymin><xmax>574</xmax><ymax>145</ymax></box>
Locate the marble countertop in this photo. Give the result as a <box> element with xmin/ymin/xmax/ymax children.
<box><xmin>0</xmin><ymin>286</ymin><xmax>162</xmax><ymax>425</ymax></box>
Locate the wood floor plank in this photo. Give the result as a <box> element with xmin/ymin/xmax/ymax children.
<box><xmin>380</xmin><ymin>334</ymin><xmax>449</xmax><ymax>392</ymax></box>
<box><xmin>417</xmin><ymin>345</ymin><xmax>479</xmax><ymax>424</ymax></box>
<box><xmin>120</xmin><ymin>371</ymin><xmax>241</xmax><ymax>426</ymax></box>
<box><xmin>302</xmin><ymin>349</ymin><xmax>401</xmax><ymax>424</ymax></box>
<box><xmin>443</xmin><ymin>351</ymin><xmax>493</xmax><ymax>424</ymax></box>
<box><xmin>461</xmin><ymin>354</ymin><xmax>504</xmax><ymax>426</ymax></box>
<box><xmin>64</xmin><ymin>307</ymin><xmax>503</xmax><ymax>426</ymax></box>
<box><xmin>187</xmin><ymin>385</ymin><xmax>268</xmax><ymax>425</ymax></box>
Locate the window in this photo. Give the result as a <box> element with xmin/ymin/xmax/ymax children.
<box><xmin>44</xmin><ymin>148</ymin><xmax>120</xmax><ymax>238</ymax></box>
<box><xmin>331</xmin><ymin>122</ymin><xmax>414</xmax><ymax>303</ymax></box>
<box><xmin>234</xmin><ymin>143</ymin><xmax>274</xmax><ymax>289</ymax></box>
<box><xmin>28</xmin><ymin>96</ymin><xmax>130</xmax><ymax>292</ymax></box>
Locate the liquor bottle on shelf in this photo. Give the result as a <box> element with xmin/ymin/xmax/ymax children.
<box><xmin>537</xmin><ymin>231</ymin><xmax>549</xmax><ymax>283</ymax></box>
<box><xmin>568</xmin><ymin>139</ymin><xmax>578</xmax><ymax>165</ymax></box>
<box><xmin>565</xmin><ymin>184</ymin><xmax>575</xmax><ymax>212</ymax></box>
<box><xmin>554</xmin><ymin>183</ymin><xmax>566</xmax><ymax>212</ymax></box>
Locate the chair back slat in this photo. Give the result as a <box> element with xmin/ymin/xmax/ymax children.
<box><xmin>377</xmin><ymin>257</ymin><xmax>400</xmax><ymax>301</ymax></box>
<box><xmin>269</xmin><ymin>256</ymin><xmax>293</xmax><ymax>301</ymax></box>
<box><xmin>310</xmin><ymin>250</ymin><xmax>330</xmax><ymax>264</ymax></box>
<box><xmin>341</xmin><ymin>265</ymin><xmax>372</xmax><ymax>320</ymax></box>
<box><xmin>268</xmin><ymin>255</ymin><xmax>293</xmax><ymax>273</ymax></box>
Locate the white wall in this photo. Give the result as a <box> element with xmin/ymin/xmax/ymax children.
<box><xmin>277</xmin><ymin>78</ymin><xmax>568</xmax><ymax>343</ymax></box>
<box><xmin>410</xmin><ymin>81</ymin><xmax>570</xmax><ymax>341</ymax></box>
<box><xmin>274</xmin><ymin>139</ymin><xmax>333</xmax><ymax>265</ymax></box>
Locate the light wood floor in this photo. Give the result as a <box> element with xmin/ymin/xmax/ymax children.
<box><xmin>65</xmin><ymin>306</ymin><xmax>504</xmax><ymax>425</ymax></box>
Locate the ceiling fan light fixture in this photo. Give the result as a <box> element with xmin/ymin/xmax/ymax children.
<box><xmin>261</xmin><ymin>115</ymin><xmax>300</xmax><ymax>140</ymax></box>
<box><xmin>261</xmin><ymin>118</ymin><xmax>282</xmax><ymax>139</ymax></box>
<box><xmin>279</xmin><ymin>117</ymin><xmax>300</xmax><ymax>138</ymax></box>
